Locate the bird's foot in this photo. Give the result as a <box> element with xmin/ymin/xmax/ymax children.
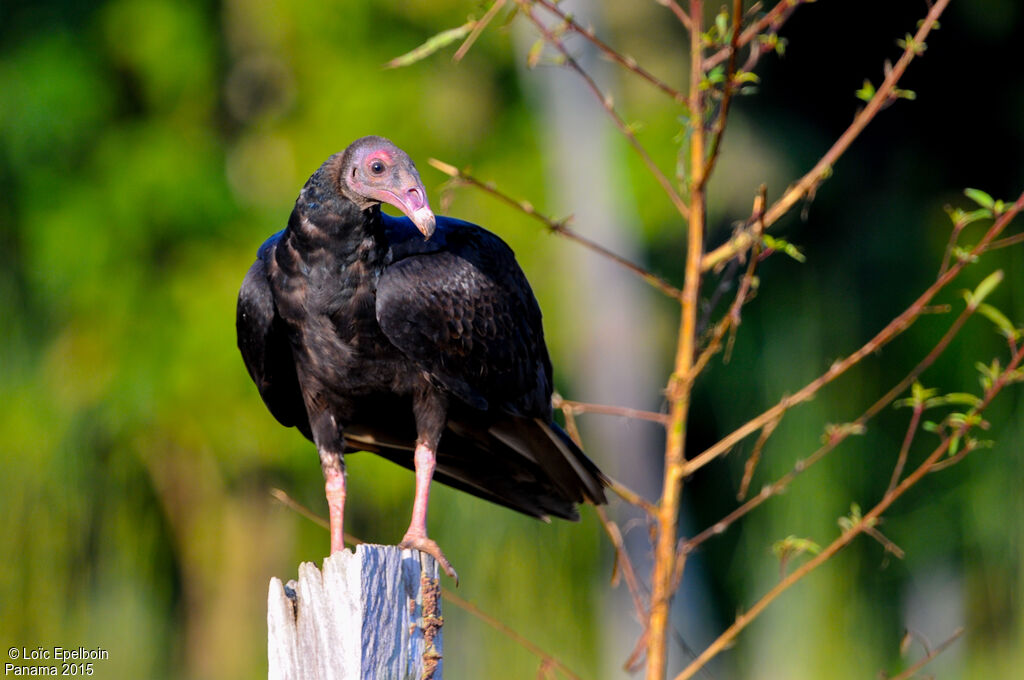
<box><xmin>399</xmin><ymin>533</ymin><xmax>459</xmax><ymax>585</ymax></box>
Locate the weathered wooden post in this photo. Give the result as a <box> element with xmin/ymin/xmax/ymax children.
<box><xmin>268</xmin><ymin>545</ymin><xmax>442</xmax><ymax>680</ymax></box>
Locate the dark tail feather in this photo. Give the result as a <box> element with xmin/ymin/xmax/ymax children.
<box><xmin>486</xmin><ymin>417</ymin><xmax>607</xmax><ymax>507</ymax></box>
<box><xmin>345</xmin><ymin>416</ymin><xmax>608</xmax><ymax>521</ymax></box>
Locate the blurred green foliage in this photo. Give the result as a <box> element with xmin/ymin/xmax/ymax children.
<box><xmin>0</xmin><ymin>1</ymin><xmax>1022</xmax><ymax>679</ymax></box>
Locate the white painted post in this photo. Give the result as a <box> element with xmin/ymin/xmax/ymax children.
<box><xmin>268</xmin><ymin>545</ymin><xmax>442</xmax><ymax>680</ymax></box>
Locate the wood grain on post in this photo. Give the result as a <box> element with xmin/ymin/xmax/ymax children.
<box><xmin>268</xmin><ymin>545</ymin><xmax>442</xmax><ymax>680</ymax></box>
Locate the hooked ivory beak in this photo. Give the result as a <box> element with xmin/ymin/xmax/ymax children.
<box><xmin>390</xmin><ymin>185</ymin><xmax>435</xmax><ymax>240</ymax></box>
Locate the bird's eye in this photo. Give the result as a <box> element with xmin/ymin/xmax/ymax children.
<box><xmin>370</xmin><ymin>160</ymin><xmax>385</xmax><ymax>175</ymax></box>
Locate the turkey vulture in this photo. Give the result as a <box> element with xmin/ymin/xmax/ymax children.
<box><xmin>236</xmin><ymin>136</ymin><xmax>607</xmax><ymax>580</ymax></box>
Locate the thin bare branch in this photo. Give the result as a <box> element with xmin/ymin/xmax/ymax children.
<box><xmin>654</xmin><ymin>0</ymin><xmax>693</xmax><ymax>31</ymax></box>
<box><xmin>514</xmin><ymin>0</ymin><xmax>692</xmax><ymax>222</ymax></box>
<box><xmin>680</xmin><ymin>272</ymin><xmax>994</xmax><ymax>555</ymax></box>
<box><xmin>686</xmin><ymin>186</ymin><xmax>1024</xmax><ymax>478</ymax></box>
<box><xmin>937</xmin><ymin>222</ymin><xmax>965</xmax><ymax>277</ymax></box>
<box><xmin>533</xmin><ymin>0</ymin><xmax>686</xmax><ymax>102</ymax></box>
<box><xmin>980</xmin><ymin>230</ymin><xmax>1024</xmax><ymax>253</ymax></box>
<box><xmin>702</xmin><ymin>0</ymin><xmax>951</xmax><ymax>272</ymax></box>
<box><xmin>552</xmin><ymin>395</ymin><xmax>661</xmax><ymax>515</ymax></box>
<box><xmin>561</xmin><ymin>407</ymin><xmax>653</xmax><ymax>662</ymax></box>
<box><xmin>737</xmin><ymin>415</ymin><xmax>777</xmax><ymax>500</ymax></box>
<box><xmin>440</xmin><ymin>589</ymin><xmax>587</xmax><ymax>680</ymax></box>
<box><xmin>703</xmin><ymin>0</ymin><xmax>814</xmax><ymax>71</ymax></box>
<box><xmin>554</xmin><ymin>395</ymin><xmax>670</xmax><ymax>425</ymax></box>
<box><xmin>647</xmin><ymin>4</ymin><xmax>707</xmax><ymax>679</ymax></box>
<box><xmin>271</xmin><ymin>487</ymin><xmax>330</xmax><ymax>531</ymax></box>
<box><xmin>607</xmin><ymin>476</ymin><xmax>660</xmax><ymax>517</ymax></box>
<box><xmin>885</xmin><ymin>628</ymin><xmax>965</xmax><ymax>680</ymax></box>
<box><xmin>886</xmin><ymin>403</ymin><xmax>923</xmax><ymax>495</ymax></box>
<box><xmin>701</xmin><ymin>0</ymin><xmax>744</xmax><ymax>185</ymax></box>
<box><xmin>689</xmin><ymin>188</ymin><xmax>765</xmax><ymax>384</ymax></box>
<box><xmin>674</xmin><ymin>342</ymin><xmax>1024</xmax><ymax>680</ymax></box>
<box><xmin>430</xmin><ymin>158</ymin><xmax>683</xmax><ymax>299</ymax></box>
<box><xmin>863</xmin><ymin>524</ymin><xmax>905</xmax><ymax>559</ymax></box>
<box><xmin>453</xmin><ymin>0</ymin><xmax>507</xmax><ymax>62</ymax></box>
<box><xmin>596</xmin><ymin>506</ymin><xmax>650</xmax><ymax>627</ymax></box>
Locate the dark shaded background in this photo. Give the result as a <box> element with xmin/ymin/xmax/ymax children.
<box><xmin>1</xmin><ymin>1</ymin><xmax>1021</xmax><ymax>678</ymax></box>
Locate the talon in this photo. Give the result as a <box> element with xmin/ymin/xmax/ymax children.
<box><xmin>399</xmin><ymin>534</ymin><xmax>459</xmax><ymax>585</ymax></box>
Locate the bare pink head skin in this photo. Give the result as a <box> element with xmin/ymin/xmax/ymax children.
<box><xmin>339</xmin><ymin>136</ymin><xmax>436</xmax><ymax>239</ymax></box>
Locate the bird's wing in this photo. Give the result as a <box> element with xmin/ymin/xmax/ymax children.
<box><xmin>236</xmin><ymin>232</ymin><xmax>312</xmax><ymax>439</ymax></box>
<box><xmin>376</xmin><ymin>216</ymin><xmax>553</xmax><ymax>417</ymax></box>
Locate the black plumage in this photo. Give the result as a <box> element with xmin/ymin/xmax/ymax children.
<box><xmin>236</xmin><ymin>136</ymin><xmax>606</xmax><ymax>578</ymax></box>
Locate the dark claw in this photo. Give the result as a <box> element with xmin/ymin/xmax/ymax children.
<box><xmin>399</xmin><ymin>535</ymin><xmax>459</xmax><ymax>586</ymax></box>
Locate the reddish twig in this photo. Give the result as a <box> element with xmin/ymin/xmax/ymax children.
<box><xmin>885</xmin><ymin>628</ymin><xmax>964</xmax><ymax>680</ymax></box>
<box><xmin>679</xmin><ymin>273</ymin><xmax>994</xmax><ymax>556</ymax></box>
<box><xmin>700</xmin><ymin>0</ymin><xmax>744</xmax><ymax>186</ymax></box>
<box><xmin>533</xmin><ymin>0</ymin><xmax>686</xmax><ymax>103</ymax></box>
<box><xmin>553</xmin><ymin>395</ymin><xmax>660</xmax><ymax>516</ymax></box>
<box><xmin>440</xmin><ymin>590</ymin><xmax>587</xmax><ymax>680</ymax></box>
<box><xmin>429</xmin><ymin>159</ymin><xmax>682</xmax><ymax>299</ymax></box>
<box><xmin>514</xmin><ymin>0</ymin><xmax>692</xmax><ymax>222</ymax></box>
<box><xmin>453</xmin><ymin>0</ymin><xmax>507</xmax><ymax>62</ymax></box>
<box><xmin>654</xmin><ymin>0</ymin><xmax>693</xmax><ymax>31</ymax></box>
<box><xmin>702</xmin><ymin>0</ymin><xmax>951</xmax><ymax>272</ymax></box>
<box><xmin>980</xmin><ymin>230</ymin><xmax>1024</xmax><ymax>253</ymax></box>
<box><xmin>688</xmin><ymin>187</ymin><xmax>765</xmax><ymax>385</ymax></box>
<box><xmin>596</xmin><ymin>506</ymin><xmax>650</xmax><ymax>628</ymax></box>
<box><xmin>703</xmin><ymin>0</ymin><xmax>813</xmax><ymax>71</ymax></box>
<box><xmin>674</xmin><ymin>341</ymin><xmax>1024</xmax><ymax>680</ymax></box>
<box><xmin>737</xmin><ymin>415</ymin><xmax>778</xmax><ymax>500</ymax></box>
<box><xmin>554</xmin><ymin>395</ymin><xmax>670</xmax><ymax>425</ymax></box>
<box><xmin>686</xmin><ymin>187</ymin><xmax>1024</xmax><ymax>478</ymax></box>
<box><xmin>886</xmin><ymin>403</ymin><xmax>923</xmax><ymax>496</ymax></box>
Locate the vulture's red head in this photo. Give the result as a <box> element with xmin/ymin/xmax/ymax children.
<box><xmin>339</xmin><ymin>136</ymin><xmax>436</xmax><ymax>239</ymax></box>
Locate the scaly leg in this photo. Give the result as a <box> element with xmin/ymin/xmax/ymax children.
<box><xmin>323</xmin><ymin>458</ymin><xmax>346</xmax><ymax>554</ymax></box>
<box><xmin>309</xmin><ymin>409</ymin><xmax>348</xmax><ymax>555</ymax></box>
<box><xmin>399</xmin><ymin>442</ymin><xmax>458</xmax><ymax>583</ymax></box>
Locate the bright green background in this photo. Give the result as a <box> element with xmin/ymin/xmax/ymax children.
<box><xmin>1</xmin><ymin>1</ymin><xmax>1022</xmax><ymax>678</ymax></box>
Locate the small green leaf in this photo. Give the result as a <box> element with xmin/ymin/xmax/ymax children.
<box><xmin>964</xmin><ymin>270</ymin><xmax>1004</xmax><ymax>308</ymax></box>
<box><xmin>762</xmin><ymin>235</ymin><xmax>806</xmax><ymax>262</ymax></box>
<box><xmin>897</xmin><ymin>34</ymin><xmax>926</xmax><ymax>55</ymax></box>
<box><xmin>385</xmin><ymin>21</ymin><xmax>475</xmax><ymax>69</ymax></box>
<box><xmin>822</xmin><ymin>422</ymin><xmax>867</xmax><ymax>443</ymax></box>
<box><xmin>977</xmin><ymin>303</ymin><xmax>1018</xmax><ymax>338</ymax></box>
<box><xmin>962</xmin><ymin>209</ymin><xmax>992</xmax><ymax>226</ymax></box>
<box><xmin>926</xmin><ymin>393</ymin><xmax>983</xmax><ymax>409</ymax></box>
<box><xmin>976</xmin><ymin>359</ymin><xmax>1001</xmax><ymax>392</ymax></box>
<box><xmin>839</xmin><ymin>503</ymin><xmax>874</xmax><ymax>532</ymax></box>
<box><xmin>894</xmin><ymin>381</ymin><xmax>939</xmax><ymax>409</ymax></box>
<box><xmin>952</xmin><ymin>245</ymin><xmax>978</xmax><ymax>264</ymax></box>
<box><xmin>964</xmin><ymin>187</ymin><xmax>995</xmax><ymax>210</ymax></box>
<box><xmin>715</xmin><ymin>11</ymin><xmax>729</xmax><ymax>41</ymax></box>
<box><xmin>773</xmin><ymin>535</ymin><xmax>822</xmax><ymax>559</ymax></box>
<box><xmin>526</xmin><ymin>38</ymin><xmax>544</xmax><ymax>69</ymax></box>
<box><xmin>855</xmin><ymin>79</ymin><xmax>876</xmax><ymax>102</ymax></box>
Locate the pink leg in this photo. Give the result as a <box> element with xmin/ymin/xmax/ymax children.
<box><xmin>324</xmin><ymin>466</ymin><xmax>346</xmax><ymax>554</ymax></box>
<box><xmin>399</xmin><ymin>443</ymin><xmax>458</xmax><ymax>583</ymax></box>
